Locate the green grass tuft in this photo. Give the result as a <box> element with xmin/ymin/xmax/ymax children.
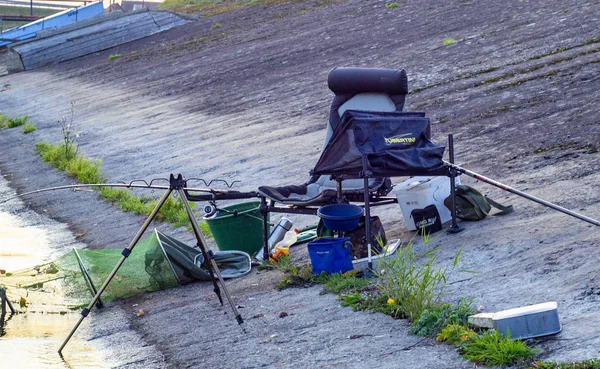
<box><xmin>266</xmin><ymin>257</ymin><xmax>368</xmax><ymax>292</ymax></box>
<box><xmin>409</xmin><ymin>298</ymin><xmax>475</xmax><ymax>337</ymax></box>
<box><xmin>211</xmin><ymin>22</ymin><xmax>221</xmax><ymax>29</ymax></box>
<box><xmin>65</xmin><ymin>156</ymin><xmax>104</xmax><ymax>184</ymax></box>
<box><xmin>376</xmin><ymin>242</ymin><xmax>457</xmax><ymax>321</ymax></box>
<box><xmin>108</xmin><ymin>53</ymin><xmax>122</xmax><ymax>61</ymax></box>
<box><xmin>436</xmin><ymin>324</ymin><xmax>477</xmax><ymax>344</ymax></box>
<box><xmin>0</xmin><ymin>115</ymin><xmax>8</xmax><ymax>128</ymax></box>
<box><xmin>319</xmin><ymin>270</ymin><xmax>369</xmax><ymax>294</ymax></box>
<box><xmin>156</xmin><ymin>196</ymin><xmax>195</xmax><ymax>227</ymax></box>
<box><xmin>35</xmin><ymin>141</ymin><xmax>211</xmax><ymax>236</ymax></box>
<box><xmin>443</xmin><ymin>37</ymin><xmax>456</xmax><ymax>46</ymax></box>
<box><xmin>0</xmin><ymin>114</ymin><xmax>29</xmax><ymax>128</ymax></box>
<box><xmin>461</xmin><ymin>330</ymin><xmax>536</xmax><ymax>367</ymax></box>
<box><xmin>385</xmin><ymin>2</ymin><xmax>399</xmax><ymax>9</ymax></box>
<box><xmin>22</xmin><ymin>123</ymin><xmax>36</xmax><ymax>134</ymax></box>
<box><xmin>338</xmin><ymin>291</ymin><xmax>397</xmax><ymax>315</ymax></box>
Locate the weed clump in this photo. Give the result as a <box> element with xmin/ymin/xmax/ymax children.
<box><xmin>0</xmin><ymin>114</ymin><xmax>29</xmax><ymax>128</ymax></box>
<box><xmin>436</xmin><ymin>324</ymin><xmax>477</xmax><ymax>344</ymax></box>
<box><xmin>385</xmin><ymin>2</ymin><xmax>399</xmax><ymax>9</ymax></box>
<box><xmin>461</xmin><ymin>330</ymin><xmax>536</xmax><ymax>367</ymax></box>
<box><xmin>35</xmin><ymin>142</ymin><xmax>103</xmax><ymax>184</ymax></box>
<box><xmin>22</xmin><ymin>123</ymin><xmax>36</xmax><ymax>133</ymax></box>
<box><xmin>409</xmin><ymin>298</ymin><xmax>475</xmax><ymax>336</ymax></box>
<box><xmin>376</xmin><ymin>243</ymin><xmax>462</xmax><ymax>321</ymax></box>
<box><xmin>265</xmin><ymin>255</ymin><xmax>369</xmax><ymax>293</ymax></box>
<box><xmin>443</xmin><ymin>37</ymin><xmax>455</xmax><ymax>46</ymax></box>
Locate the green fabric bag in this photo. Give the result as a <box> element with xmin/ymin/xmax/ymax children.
<box><xmin>444</xmin><ymin>185</ymin><xmax>514</xmax><ymax>221</ymax></box>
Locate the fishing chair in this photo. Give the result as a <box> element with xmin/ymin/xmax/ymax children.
<box><xmin>258</xmin><ymin>67</ymin><xmax>408</xmax><ymax>208</ymax></box>
<box><xmin>257</xmin><ymin>67</ymin><xmax>413</xmax><ymax>257</ymax></box>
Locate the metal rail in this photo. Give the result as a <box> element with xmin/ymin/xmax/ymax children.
<box><xmin>0</xmin><ymin>14</ymin><xmax>41</xmax><ymax>21</ymax></box>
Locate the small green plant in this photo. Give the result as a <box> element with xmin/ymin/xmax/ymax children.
<box><xmin>0</xmin><ymin>114</ymin><xmax>8</xmax><ymax>128</ymax></box>
<box><xmin>108</xmin><ymin>53</ymin><xmax>122</xmax><ymax>61</ymax></box>
<box><xmin>409</xmin><ymin>297</ymin><xmax>475</xmax><ymax>336</ymax></box>
<box><xmin>376</xmin><ymin>242</ymin><xmax>462</xmax><ymax>321</ymax></box>
<box><xmin>436</xmin><ymin>324</ymin><xmax>477</xmax><ymax>344</ymax></box>
<box><xmin>461</xmin><ymin>330</ymin><xmax>536</xmax><ymax>367</ymax></box>
<box><xmin>319</xmin><ymin>270</ymin><xmax>369</xmax><ymax>294</ymax></box>
<box><xmin>443</xmin><ymin>37</ymin><xmax>456</xmax><ymax>46</ymax></box>
<box><xmin>9</xmin><ymin>115</ymin><xmax>29</xmax><ymax>128</ymax></box>
<box><xmin>385</xmin><ymin>2</ymin><xmax>399</xmax><ymax>9</ymax></box>
<box><xmin>35</xmin><ymin>142</ymin><xmax>102</xmax><ymax>183</ymax></box>
<box><xmin>1</xmin><ymin>114</ymin><xmax>29</xmax><ymax>128</ymax></box>
<box><xmin>22</xmin><ymin>123</ymin><xmax>36</xmax><ymax>134</ymax></box>
<box><xmin>57</xmin><ymin>103</ymin><xmax>78</xmax><ymax>161</ymax></box>
<box><xmin>339</xmin><ymin>291</ymin><xmax>398</xmax><ymax>316</ymax></box>
<box><xmin>270</xmin><ymin>258</ymin><xmax>368</xmax><ymax>292</ymax></box>
<box><xmin>276</xmin><ymin>262</ymin><xmax>315</xmax><ymax>289</ymax></box>
<box><xmin>211</xmin><ymin>22</ymin><xmax>221</xmax><ymax>30</ymax></box>
<box><xmin>155</xmin><ymin>195</ymin><xmax>196</xmax><ymax>226</ymax></box>
<box><xmin>531</xmin><ymin>359</ymin><xmax>600</xmax><ymax>369</ymax></box>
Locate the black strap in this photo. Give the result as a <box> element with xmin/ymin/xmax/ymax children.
<box><xmin>485</xmin><ymin>196</ymin><xmax>514</xmax><ymax>216</ymax></box>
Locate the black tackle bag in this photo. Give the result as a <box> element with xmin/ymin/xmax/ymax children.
<box><xmin>410</xmin><ymin>205</ymin><xmax>442</xmax><ymax>235</ymax></box>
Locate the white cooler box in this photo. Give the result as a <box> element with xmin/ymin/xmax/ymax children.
<box><xmin>393</xmin><ymin>176</ymin><xmax>460</xmax><ymax>231</ymax></box>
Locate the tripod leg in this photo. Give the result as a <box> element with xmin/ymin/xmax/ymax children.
<box><xmin>177</xmin><ymin>188</ymin><xmax>246</xmax><ymax>332</ymax></box>
<box><xmin>177</xmin><ymin>188</ymin><xmax>223</xmax><ymax>305</ymax></box>
<box><xmin>58</xmin><ymin>188</ymin><xmax>173</xmax><ymax>355</ymax></box>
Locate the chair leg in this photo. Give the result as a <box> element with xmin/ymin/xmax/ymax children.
<box><xmin>447</xmin><ymin>134</ymin><xmax>464</xmax><ymax>234</ymax></box>
<box><xmin>362</xmin><ymin>156</ymin><xmax>374</xmax><ymax>272</ymax></box>
<box><xmin>259</xmin><ymin>196</ymin><xmax>270</xmax><ymax>260</ymax></box>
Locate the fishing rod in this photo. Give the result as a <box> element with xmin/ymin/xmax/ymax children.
<box><xmin>445</xmin><ymin>161</ymin><xmax>600</xmax><ymax>227</ymax></box>
<box><xmin>0</xmin><ymin>181</ymin><xmax>258</xmax><ymax>205</ymax></box>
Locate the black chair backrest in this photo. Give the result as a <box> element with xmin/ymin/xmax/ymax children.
<box><xmin>327</xmin><ymin>67</ymin><xmax>408</xmax><ymax>131</ymax></box>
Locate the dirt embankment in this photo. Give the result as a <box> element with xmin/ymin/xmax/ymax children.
<box><xmin>1</xmin><ymin>0</ymin><xmax>599</xmax><ymax>367</ymax></box>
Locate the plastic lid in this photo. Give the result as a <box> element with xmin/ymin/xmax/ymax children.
<box><xmin>492</xmin><ymin>302</ymin><xmax>558</xmax><ymax>321</ymax></box>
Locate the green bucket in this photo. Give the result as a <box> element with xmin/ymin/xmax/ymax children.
<box><xmin>204</xmin><ymin>201</ymin><xmax>267</xmax><ymax>256</ymax></box>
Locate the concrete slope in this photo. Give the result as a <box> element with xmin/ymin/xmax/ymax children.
<box><xmin>0</xmin><ymin>0</ymin><xmax>599</xmax><ymax>367</ymax></box>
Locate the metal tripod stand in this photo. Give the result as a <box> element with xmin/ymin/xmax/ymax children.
<box><xmin>58</xmin><ymin>174</ymin><xmax>245</xmax><ymax>355</ymax></box>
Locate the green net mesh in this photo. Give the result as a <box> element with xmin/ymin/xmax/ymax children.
<box><xmin>0</xmin><ymin>231</ymin><xmax>179</xmax><ymax>310</ymax></box>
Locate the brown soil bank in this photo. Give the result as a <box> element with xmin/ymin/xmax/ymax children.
<box><xmin>1</xmin><ymin>0</ymin><xmax>599</xmax><ymax>367</ymax></box>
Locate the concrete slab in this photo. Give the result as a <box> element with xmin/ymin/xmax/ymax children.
<box><xmin>6</xmin><ymin>9</ymin><xmax>193</xmax><ymax>72</ymax></box>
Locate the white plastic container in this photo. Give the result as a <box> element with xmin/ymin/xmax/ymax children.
<box><xmin>492</xmin><ymin>301</ymin><xmax>561</xmax><ymax>339</ymax></box>
<box><xmin>393</xmin><ymin>176</ymin><xmax>460</xmax><ymax>230</ymax></box>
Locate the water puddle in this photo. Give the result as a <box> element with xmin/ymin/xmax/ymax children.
<box><xmin>1</xmin><ymin>313</ymin><xmax>104</xmax><ymax>368</ymax></box>
<box><xmin>0</xmin><ymin>211</ymin><xmax>52</xmax><ymax>272</ymax></box>
<box><xmin>0</xmin><ymin>175</ymin><xmax>109</xmax><ymax>368</ymax></box>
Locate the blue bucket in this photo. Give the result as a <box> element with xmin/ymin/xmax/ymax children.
<box><xmin>307</xmin><ymin>237</ymin><xmax>354</xmax><ymax>275</ymax></box>
<box><xmin>317</xmin><ymin>204</ymin><xmax>364</xmax><ymax>231</ymax></box>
